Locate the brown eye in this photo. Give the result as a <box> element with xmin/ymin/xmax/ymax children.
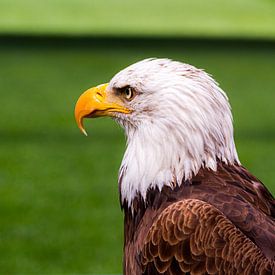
<box><xmin>123</xmin><ymin>87</ymin><xmax>134</xmax><ymax>100</ymax></box>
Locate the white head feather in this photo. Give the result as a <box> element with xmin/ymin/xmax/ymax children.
<box><xmin>108</xmin><ymin>58</ymin><xmax>240</xmax><ymax>207</ymax></box>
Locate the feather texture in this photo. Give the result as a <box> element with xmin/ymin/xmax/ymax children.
<box><xmin>142</xmin><ymin>199</ymin><xmax>274</xmax><ymax>274</ymax></box>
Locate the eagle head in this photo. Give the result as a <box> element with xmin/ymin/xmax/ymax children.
<box><xmin>75</xmin><ymin>58</ymin><xmax>240</xmax><ymax>207</ymax></box>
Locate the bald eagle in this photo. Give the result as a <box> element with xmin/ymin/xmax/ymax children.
<box><xmin>75</xmin><ymin>58</ymin><xmax>275</xmax><ymax>274</ymax></box>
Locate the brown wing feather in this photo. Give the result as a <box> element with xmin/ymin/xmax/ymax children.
<box><xmin>192</xmin><ymin>164</ymin><xmax>275</xmax><ymax>259</ymax></box>
<box><xmin>123</xmin><ymin>163</ymin><xmax>275</xmax><ymax>274</ymax></box>
<box><xmin>140</xmin><ymin>199</ymin><xmax>275</xmax><ymax>275</ymax></box>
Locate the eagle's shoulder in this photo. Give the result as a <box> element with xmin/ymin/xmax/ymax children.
<box><xmin>191</xmin><ymin>163</ymin><xmax>275</xmax><ymax>259</ymax></box>
<box><xmin>140</xmin><ymin>198</ymin><xmax>275</xmax><ymax>274</ymax></box>
<box><xmin>202</xmin><ymin>163</ymin><xmax>275</xmax><ymax>218</ymax></box>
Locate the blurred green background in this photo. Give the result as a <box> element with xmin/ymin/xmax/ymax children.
<box><xmin>0</xmin><ymin>0</ymin><xmax>275</xmax><ymax>274</ymax></box>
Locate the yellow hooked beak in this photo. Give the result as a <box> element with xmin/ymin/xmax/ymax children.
<box><xmin>74</xmin><ymin>83</ymin><xmax>131</xmax><ymax>136</ymax></box>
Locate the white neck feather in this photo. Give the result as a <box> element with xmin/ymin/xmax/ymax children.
<box><xmin>112</xmin><ymin>59</ymin><xmax>240</xmax><ymax>208</ymax></box>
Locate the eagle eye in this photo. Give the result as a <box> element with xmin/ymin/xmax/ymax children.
<box><xmin>122</xmin><ymin>87</ymin><xmax>135</xmax><ymax>101</ymax></box>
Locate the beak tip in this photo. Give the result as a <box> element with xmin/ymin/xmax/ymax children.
<box><xmin>75</xmin><ymin>116</ymin><xmax>88</xmax><ymax>136</ymax></box>
<box><xmin>78</xmin><ymin>123</ymin><xmax>88</xmax><ymax>136</ymax></box>
<box><xmin>82</xmin><ymin>129</ymin><xmax>88</xmax><ymax>136</ymax></box>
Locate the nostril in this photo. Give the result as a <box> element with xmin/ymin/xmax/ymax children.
<box><xmin>95</xmin><ymin>91</ymin><xmax>103</xmax><ymax>101</ymax></box>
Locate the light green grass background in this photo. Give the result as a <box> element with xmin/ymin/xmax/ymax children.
<box><xmin>0</xmin><ymin>0</ymin><xmax>275</xmax><ymax>39</ymax></box>
<box><xmin>0</xmin><ymin>0</ymin><xmax>275</xmax><ymax>274</ymax></box>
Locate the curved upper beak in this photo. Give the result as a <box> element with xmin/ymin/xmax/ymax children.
<box><xmin>74</xmin><ymin>83</ymin><xmax>130</xmax><ymax>136</ymax></box>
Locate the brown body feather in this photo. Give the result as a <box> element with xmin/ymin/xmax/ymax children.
<box><xmin>122</xmin><ymin>162</ymin><xmax>275</xmax><ymax>274</ymax></box>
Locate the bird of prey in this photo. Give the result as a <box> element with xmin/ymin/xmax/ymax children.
<box><xmin>74</xmin><ymin>58</ymin><xmax>275</xmax><ymax>275</ymax></box>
